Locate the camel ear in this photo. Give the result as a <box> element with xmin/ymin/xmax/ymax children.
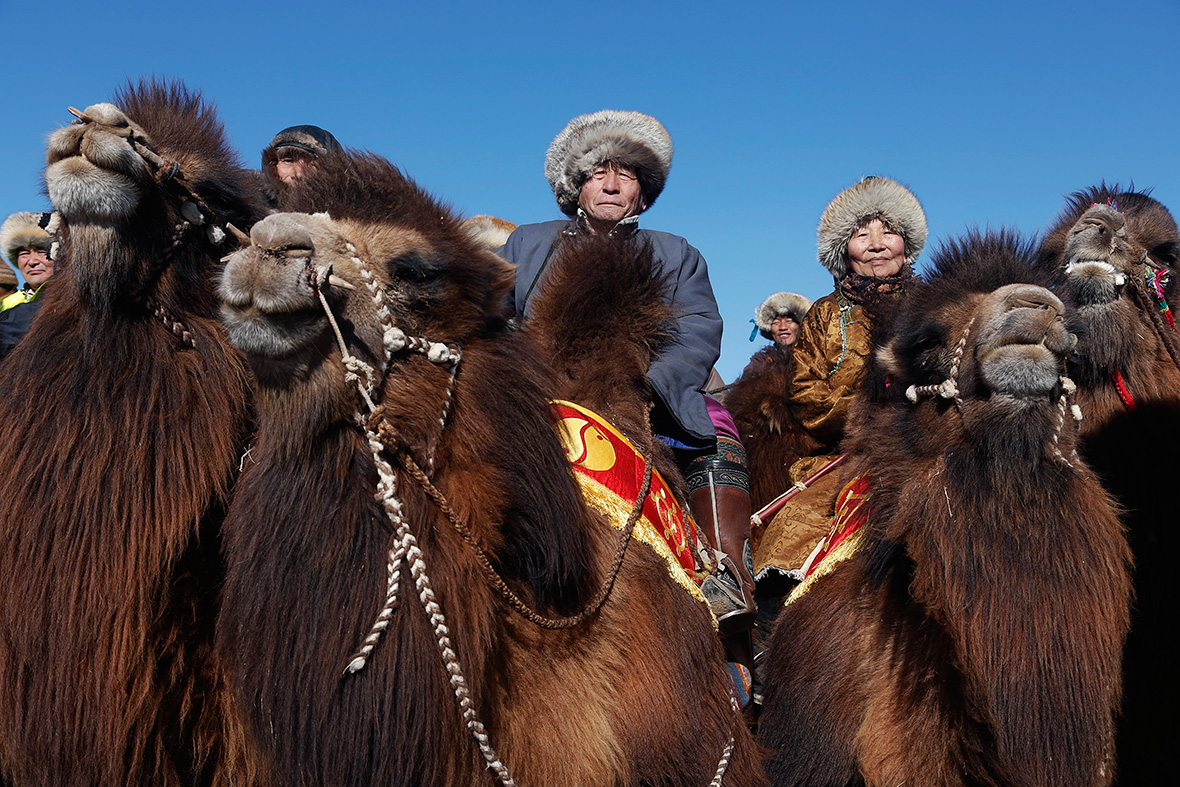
<box><xmin>480</xmin><ymin>249</ymin><xmax>516</xmax><ymax>312</ymax></box>
<box><xmin>876</xmin><ymin>340</ymin><xmax>902</xmax><ymax>377</ymax></box>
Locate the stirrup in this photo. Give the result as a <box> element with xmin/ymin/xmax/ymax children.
<box><xmin>700</xmin><ymin>551</ymin><xmax>756</xmax><ymax>635</ymax></box>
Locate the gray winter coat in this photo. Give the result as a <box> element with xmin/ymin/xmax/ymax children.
<box><xmin>500</xmin><ymin>219</ymin><xmax>722</xmax><ymax>449</ymax></box>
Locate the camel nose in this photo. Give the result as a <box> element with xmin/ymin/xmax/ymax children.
<box><xmin>250</xmin><ymin>214</ymin><xmax>315</xmax><ymax>253</ymax></box>
<box><xmin>1074</xmin><ymin>204</ymin><xmax>1126</xmax><ymax>238</ymax></box>
<box><xmin>998</xmin><ymin>284</ymin><xmax>1073</xmax><ymax>355</ymax></box>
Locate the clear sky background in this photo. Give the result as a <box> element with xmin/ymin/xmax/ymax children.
<box><xmin>2</xmin><ymin>0</ymin><xmax>1178</xmax><ymax>382</ymax></box>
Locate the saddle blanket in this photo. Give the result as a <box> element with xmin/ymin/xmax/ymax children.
<box><xmin>549</xmin><ymin>400</ymin><xmax>708</xmax><ymax>607</ymax></box>
<box><xmin>787</xmin><ymin>473</ymin><xmax>873</xmax><ymax>605</ymax></box>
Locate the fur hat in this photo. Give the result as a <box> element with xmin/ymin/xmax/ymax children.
<box><xmin>817</xmin><ymin>176</ymin><xmax>927</xmax><ymax>279</ymax></box>
<box><xmin>754</xmin><ymin>291</ymin><xmax>812</xmax><ymax>339</ymax></box>
<box><xmin>1</xmin><ymin>211</ymin><xmax>52</xmax><ymax>267</ymax></box>
<box><xmin>544</xmin><ymin>110</ymin><xmax>673</xmax><ymax>217</ymax></box>
<box><xmin>266</xmin><ymin>125</ymin><xmax>343</xmax><ymax>157</ymax></box>
<box><xmin>460</xmin><ymin>215</ymin><xmax>517</xmax><ymax>251</ymax></box>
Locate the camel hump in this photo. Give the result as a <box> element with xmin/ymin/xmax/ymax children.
<box><xmin>530</xmin><ymin>231</ymin><xmax>675</xmax><ymax>361</ymax></box>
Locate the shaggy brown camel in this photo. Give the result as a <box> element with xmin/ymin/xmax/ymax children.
<box><xmin>0</xmin><ymin>81</ymin><xmax>266</xmax><ymax>786</ymax></box>
<box><xmin>215</xmin><ymin>151</ymin><xmax>765</xmax><ymax>786</ymax></box>
<box><xmin>1035</xmin><ymin>187</ymin><xmax>1180</xmax><ymax>785</ymax></box>
<box><xmin>758</xmin><ymin>231</ymin><xmax>1131</xmax><ymax>786</ymax></box>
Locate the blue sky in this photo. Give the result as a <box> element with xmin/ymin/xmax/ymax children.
<box><xmin>3</xmin><ymin>1</ymin><xmax>1179</xmax><ymax>381</ymax></box>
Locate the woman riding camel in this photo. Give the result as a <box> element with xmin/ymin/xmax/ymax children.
<box><xmin>753</xmin><ymin>176</ymin><xmax>927</xmax><ymax>595</ymax></box>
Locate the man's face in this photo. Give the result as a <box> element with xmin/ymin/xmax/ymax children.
<box><xmin>16</xmin><ymin>247</ymin><xmax>54</xmax><ymax>287</ymax></box>
<box><xmin>275</xmin><ymin>151</ymin><xmax>308</xmax><ymax>184</ymax></box>
<box><xmin>770</xmin><ymin>315</ymin><xmax>799</xmax><ymax>347</ymax></box>
<box><xmin>577</xmin><ymin>163</ymin><xmax>645</xmax><ymax>227</ymax></box>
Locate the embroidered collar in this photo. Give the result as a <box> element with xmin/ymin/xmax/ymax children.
<box><xmin>572</xmin><ymin>209</ymin><xmax>640</xmax><ymax>237</ymax></box>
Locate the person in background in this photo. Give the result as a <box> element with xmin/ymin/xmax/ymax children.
<box><xmin>0</xmin><ymin>211</ymin><xmax>57</xmax><ymax>358</ymax></box>
<box><xmin>727</xmin><ymin>291</ymin><xmax>815</xmax><ymax>511</ymax></box>
<box><xmin>754</xmin><ymin>176</ymin><xmax>927</xmax><ymax>590</ymax></box>
<box><xmin>0</xmin><ymin>263</ymin><xmax>17</xmax><ymax>303</ymax></box>
<box><xmin>261</xmin><ymin>124</ymin><xmax>344</xmax><ymax>204</ymax></box>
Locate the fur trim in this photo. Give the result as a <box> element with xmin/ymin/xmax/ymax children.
<box><xmin>755</xmin><ymin>291</ymin><xmax>812</xmax><ymax>338</ymax></box>
<box><xmin>460</xmin><ymin>215</ymin><xmax>517</xmax><ymax>250</ymax></box>
<box><xmin>1</xmin><ymin>212</ymin><xmax>52</xmax><ymax>266</ymax></box>
<box><xmin>817</xmin><ymin>176</ymin><xmax>927</xmax><ymax>279</ymax></box>
<box><xmin>545</xmin><ymin>110</ymin><xmax>673</xmax><ymax>217</ymax></box>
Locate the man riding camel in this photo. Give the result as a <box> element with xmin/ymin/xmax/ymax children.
<box><xmin>498</xmin><ymin>110</ymin><xmax>757</xmax><ymax>664</ymax></box>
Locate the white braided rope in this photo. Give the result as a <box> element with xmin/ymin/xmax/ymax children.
<box><xmin>311</xmin><ymin>246</ymin><xmax>516</xmax><ymax>782</ymax></box>
<box><xmin>318</xmin><ymin>243</ymin><xmax>732</xmax><ymax>787</ymax></box>
<box><xmin>403</xmin><ymin>522</ymin><xmax>516</xmax><ymax>785</ymax></box>
<box><xmin>1049</xmin><ymin>375</ymin><xmax>1083</xmax><ymax>469</ymax></box>
<box><xmin>706</xmin><ymin>695</ymin><xmax>740</xmax><ymax>787</ymax></box>
<box><xmin>905</xmin><ymin>317</ymin><xmax>975</xmax><ymax>410</ymax></box>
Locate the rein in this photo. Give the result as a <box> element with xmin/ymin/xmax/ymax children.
<box><xmin>369</xmin><ymin>412</ymin><xmax>654</xmax><ymax>630</ymax></box>
<box><xmin>311</xmin><ymin>241</ymin><xmax>736</xmax><ymax>785</ymax></box>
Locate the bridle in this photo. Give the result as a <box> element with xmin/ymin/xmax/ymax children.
<box><xmin>904</xmin><ymin>315</ymin><xmax>1084</xmax><ymax>469</ymax></box>
<box><xmin>66</xmin><ymin>105</ymin><xmax>247</xmax><ymax>348</ymax></box>
<box><xmin>308</xmin><ymin>238</ymin><xmax>737</xmax><ymax>786</ymax></box>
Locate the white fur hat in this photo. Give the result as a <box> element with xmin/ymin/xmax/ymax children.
<box><xmin>1</xmin><ymin>211</ymin><xmax>52</xmax><ymax>267</ymax></box>
<box><xmin>817</xmin><ymin>176</ymin><xmax>927</xmax><ymax>279</ymax></box>
<box><xmin>544</xmin><ymin>110</ymin><xmax>673</xmax><ymax>217</ymax></box>
<box><xmin>754</xmin><ymin>292</ymin><xmax>812</xmax><ymax>339</ymax></box>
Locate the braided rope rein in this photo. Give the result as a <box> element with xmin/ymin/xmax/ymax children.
<box><xmin>905</xmin><ymin>316</ymin><xmax>976</xmax><ymax>410</ymax></box>
<box><xmin>904</xmin><ymin>315</ymin><xmax>1083</xmax><ymax>468</ymax></box>
<box><xmin>310</xmin><ymin>242</ymin><xmax>737</xmax><ymax>785</ymax></box>
<box><xmin>311</xmin><ymin>247</ymin><xmax>523</xmax><ymax>783</ymax></box>
<box><xmin>66</xmin><ymin>108</ymin><xmax>245</xmax><ymax>350</ymax></box>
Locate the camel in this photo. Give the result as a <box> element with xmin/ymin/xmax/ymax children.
<box><xmin>758</xmin><ymin>231</ymin><xmax>1132</xmax><ymax>786</ymax></box>
<box><xmin>215</xmin><ymin>151</ymin><xmax>764</xmax><ymax>786</ymax></box>
<box><xmin>724</xmin><ymin>344</ymin><xmax>822</xmax><ymax>515</ymax></box>
<box><xmin>1035</xmin><ymin>187</ymin><xmax>1180</xmax><ymax>784</ymax></box>
<box><xmin>0</xmin><ymin>81</ymin><xmax>266</xmax><ymax>786</ymax></box>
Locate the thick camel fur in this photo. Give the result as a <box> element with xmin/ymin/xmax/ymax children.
<box><xmin>216</xmin><ymin>152</ymin><xmax>765</xmax><ymax>786</ymax></box>
<box><xmin>759</xmin><ymin>232</ymin><xmax>1132</xmax><ymax>786</ymax></box>
<box><xmin>0</xmin><ymin>81</ymin><xmax>266</xmax><ymax>786</ymax></box>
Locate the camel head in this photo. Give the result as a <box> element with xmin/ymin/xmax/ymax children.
<box><xmin>870</xmin><ymin>232</ymin><xmax>1077</xmax><ymax>453</ymax></box>
<box><xmin>43</xmin><ymin>79</ymin><xmax>264</xmax><ymax>312</ymax></box>
<box><xmin>1037</xmin><ymin>186</ymin><xmax>1180</xmax><ymax>383</ymax></box>
<box><xmin>1042</xmin><ymin>188</ymin><xmax>1179</xmax><ymax>306</ymax></box>
<box><xmin>220</xmin><ymin>152</ymin><xmax>514</xmax><ymax>442</ymax></box>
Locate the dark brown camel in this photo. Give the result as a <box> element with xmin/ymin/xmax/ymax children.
<box><xmin>1035</xmin><ymin>186</ymin><xmax>1180</xmax><ymax>785</ymax></box>
<box><xmin>758</xmin><ymin>231</ymin><xmax>1132</xmax><ymax>786</ymax></box>
<box><xmin>0</xmin><ymin>81</ymin><xmax>266</xmax><ymax>786</ymax></box>
<box><xmin>724</xmin><ymin>345</ymin><xmax>822</xmax><ymax>514</ymax></box>
<box><xmin>524</xmin><ymin>231</ymin><xmax>687</xmax><ymax>497</ymax></box>
<box><xmin>215</xmin><ymin>151</ymin><xmax>764</xmax><ymax>786</ymax></box>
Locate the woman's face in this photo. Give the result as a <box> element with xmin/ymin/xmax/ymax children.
<box><xmin>847</xmin><ymin>218</ymin><xmax>905</xmax><ymax>278</ymax></box>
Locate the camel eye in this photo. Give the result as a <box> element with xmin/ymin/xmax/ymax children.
<box><xmin>390</xmin><ymin>253</ymin><xmax>443</xmax><ymax>286</ymax></box>
<box><xmin>899</xmin><ymin>323</ymin><xmax>949</xmax><ymax>376</ymax></box>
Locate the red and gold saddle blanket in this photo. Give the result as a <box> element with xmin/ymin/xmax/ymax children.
<box><xmin>787</xmin><ymin>473</ymin><xmax>873</xmax><ymax>605</ymax></box>
<box><xmin>549</xmin><ymin>400</ymin><xmax>708</xmax><ymax>606</ymax></box>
